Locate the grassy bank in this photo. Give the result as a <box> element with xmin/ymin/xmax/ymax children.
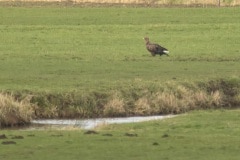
<box><xmin>1</xmin><ymin>79</ymin><xmax>240</xmax><ymax>126</ymax></box>
<box><xmin>1</xmin><ymin>109</ymin><xmax>240</xmax><ymax>160</ymax></box>
<box><xmin>0</xmin><ymin>94</ymin><xmax>33</xmax><ymax>127</ymax></box>
<box><xmin>0</xmin><ymin>6</ymin><xmax>240</xmax><ymax>126</ymax></box>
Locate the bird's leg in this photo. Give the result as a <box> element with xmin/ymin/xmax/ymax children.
<box><xmin>151</xmin><ymin>53</ymin><xmax>156</xmax><ymax>56</ymax></box>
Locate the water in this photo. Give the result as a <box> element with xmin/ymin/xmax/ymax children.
<box><xmin>32</xmin><ymin>115</ymin><xmax>175</xmax><ymax>130</ymax></box>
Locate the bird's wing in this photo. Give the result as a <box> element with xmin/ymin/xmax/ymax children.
<box><xmin>147</xmin><ymin>44</ymin><xmax>159</xmax><ymax>52</ymax></box>
<box><xmin>155</xmin><ymin>44</ymin><xmax>166</xmax><ymax>51</ymax></box>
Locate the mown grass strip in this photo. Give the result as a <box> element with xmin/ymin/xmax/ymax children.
<box><xmin>1</xmin><ymin>109</ymin><xmax>240</xmax><ymax>160</ymax></box>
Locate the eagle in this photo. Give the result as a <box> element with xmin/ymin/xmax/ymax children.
<box><xmin>144</xmin><ymin>37</ymin><xmax>169</xmax><ymax>56</ymax></box>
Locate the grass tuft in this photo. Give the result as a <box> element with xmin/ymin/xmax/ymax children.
<box><xmin>103</xmin><ymin>92</ymin><xmax>126</xmax><ymax>117</ymax></box>
<box><xmin>134</xmin><ymin>97</ymin><xmax>151</xmax><ymax>115</ymax></box>
<box><xmin>0</xmin><ymin>93</ymin><xmax>33</xmax><ymax>127</ymax></box>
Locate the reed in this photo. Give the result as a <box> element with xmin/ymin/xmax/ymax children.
<box><xmin>103</xmin><ymin>98</ymin><xmax>126</xmax><ymax>117</ymax></box>
<box><xmin>0</xmin><ymin>79</ymin><xmax>239</xmax><ymax>127</ymax></box>
<box><xmin>0</xmin><ymin>93</ymin><xmax>33</xmax><ymax>127</ymax></box>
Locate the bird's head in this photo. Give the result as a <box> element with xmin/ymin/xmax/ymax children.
<box><xmin>143</xmin><ymin>37</ymin><xmax>150</xmax><ymax>44</ymax></box>
<box><xmin>143</xmin><ymin>37</ymin><xmax>149</xmax><ymax>41</ymax></box>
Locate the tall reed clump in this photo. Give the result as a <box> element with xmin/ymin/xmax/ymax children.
<box><xmin>31</xmin><ymin>91</ymin><xmax>109</xmax><ymax>118</ymax></box>
<box><xmin>0</xmin><ymin>93</ymin><xmax>33</xmax><ymax>127</ymax></box>
<box><xmin>150</xmin><ymin>85</ymin><xmax>223</xmax><ymax>114</ymax></box>
<box><xmin>103</xmin><ymin>92</ymin><xmax>126</xmax><ymax>117</ymax></box>
<box><xmin>102</xmin><ymin>81</ymin><xmax>224</xmax><ymax>116</ymax></box>
<box><xmin>129</xmin><ymin>82</ymin><xmax>223</xmax><ymax>115</ymax></box>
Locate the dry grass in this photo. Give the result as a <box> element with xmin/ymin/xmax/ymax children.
<box><xmin>103</xmin><ymin>92</ymin><xmax>126</xmax><ymax>116</ymax></box>
<box><xmin>127</xmin><ymin>83</ymin><xmax>224</xmax><ymax>115</ymax></box>
<box><xmin>101</xmin><ymin>83</ymin><xmax>224</xmax><ymax>117</ymax></box>
<box><xmin>0</xmin><ymin>93</ymin><xmax>33</xmax><ymax>127</ymax></box>
<box><xmin>0</xmin><ymin>79</ymin><xmax>238</xmax><ymax>125</ymax></box>
<box><xmin>4</xmin><ymin>0</ymin><xmax>240</xmax><ymax>6</ymax></box>
<box><xmin>134</xmin><ymin>97</ymin><xmax>151</xmax><ymax>115</ymax></box>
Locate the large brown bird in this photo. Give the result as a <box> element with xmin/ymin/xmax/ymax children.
<box><xmin>144</xmin><ymin>37</ymin><xmax>169</xmax><ymax>56</ymax></box>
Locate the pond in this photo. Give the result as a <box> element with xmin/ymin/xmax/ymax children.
<box><xmin>32</xmin><ymin>115</ymin><xmax>175</xmax><ymax>130</ymax></box>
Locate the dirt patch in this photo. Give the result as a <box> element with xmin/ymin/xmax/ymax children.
<box><xmin>11</xmin><ymin>135</ymin><xmax>24</xmax><ymax>139</ymax></box>
<box><xmin>0</xmin><ymin>134</ymin><xmax>7</xmax><ymax>139</ymax></box>
<box><xmin>50</xmin><ymin>134</ymin><xmax>63</xmax><ymax>137</ymax></box>
<box><xmin>2</xmin><ymin>141</ymin><xmax>17</xmax><ymax>145</ymax></box>
<box><xmin>152</xmin><ymin>142</ymin><xmax>159</xmax><ymax>145</ymax></box>
<box><xmin>125</xmin><ymin>133</ymin><xmax>138</xmax><ymax>137</ymax></box>
<box><xmin>102</xmin><ymin>133</ymin><xmax>113</xmax><ymax>136</ymax></box>
<box><xmin>84</xmin><ymin>130</ymin><xmax>98</xmax><ymax>134</ymax></box>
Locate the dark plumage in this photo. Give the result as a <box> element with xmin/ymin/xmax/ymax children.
<box><xmin>144</xmin><ymin>37</ymin><xmax>169</xmax><ymax>56</ymax></box>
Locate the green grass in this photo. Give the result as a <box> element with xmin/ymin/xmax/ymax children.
<box><xmin>0</xmin><ymin>6</ymin><xmax>239</xmax><ymax>120</ymax></box>
<box><xmin>1</xmin><ymin>109</ymin><xmax>240</xmax><ymax>160</ymax></box>
<box><xmin>0</xmin><ymin>7</ymin><xmax>240</xmax><ymax>92</ymax></box>
<box><xmin>0</xmin><ymin>5</ymin><xmax>240</xmax><ymax>159</ymax></box>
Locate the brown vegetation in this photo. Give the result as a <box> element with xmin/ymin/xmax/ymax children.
<box><xmin>0</xmin><ymin>93</ymin><xmax>33</xmax><ymax>127</ymax></box>
<box><xmin>1</xmin><ymin>0</ymin><xmax>240</xmax><ymax>7</ymax></box>
<box><xmin>0</xmin><ymin>79</ymin><xmax>239</xmax><ymax>128</ymax></box>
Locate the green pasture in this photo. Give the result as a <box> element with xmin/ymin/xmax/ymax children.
<box><xmin>0</xmin><ymin>7</ymin><xmax>239</xmax><ymax>92</ymax></box>
<box><xmin>0</xmin><ymin>6</ymin><xmax>240</xmax><ymax>159</ymax></box>
<box><xmin>1</xmin><ymin>109</ymin><xmax>240</xmax><ymax>160</ymax></box>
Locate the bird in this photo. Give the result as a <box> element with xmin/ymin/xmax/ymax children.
<box><xmin>144</xmin><ymin>37</ymin><xmax>169</xmax><ymax>56</ymax></box>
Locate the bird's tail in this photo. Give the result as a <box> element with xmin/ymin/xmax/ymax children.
<box><xmin>163</xmin><ymin>50</ymin><xmax>169</xmax><ymax>54</ymax></box>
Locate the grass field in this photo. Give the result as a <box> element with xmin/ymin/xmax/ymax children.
<box><xmin>0</xmin><ymin>5</ymin><xmax>240</xmax><ymax>122</ymax></box>
<box><xmin>0</xmin><ymin>4</ymin><xmax>240</xmax><ymax>159</ymax></box>
<box><xmin>0</xmin><ymin>7</ymin><xmax>239</xmax><ymax>91</ymax></box>
<box><xmin>1</xmin><ymin>109</ymin><xmax>240</xmax><ymax>160</ymax></box>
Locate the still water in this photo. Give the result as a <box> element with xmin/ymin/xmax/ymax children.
<box><xmin>32</xmin><ymin>115</ymin><xmax>175</xmax><ymax>130</ymax></box>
